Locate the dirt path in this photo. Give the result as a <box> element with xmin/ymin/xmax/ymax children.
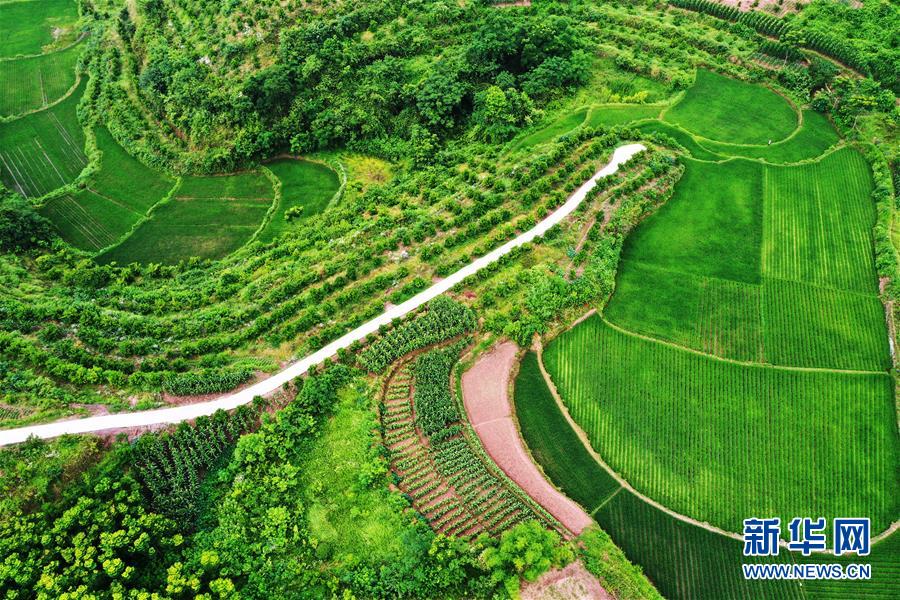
<box><xmin>533</xmin><ymin>331</ymin><xmax>900</xmax><ymax>550</ymax></box>
<box><xmin>461</xmin><ymin>341</ymin><xmax>594</xmax><ymax>536</ymax></box>
<box><xmin>520</xmin><ymin>560</ymin><xmax>612</xmax><ymax>600</ymax></box>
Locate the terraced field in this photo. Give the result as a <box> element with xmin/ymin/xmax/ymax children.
<box><xmin>513</xmin><ymin>352</ymin><xmax>900</xmax><ymax>600</ymax></box>
<box><xmin>512</xmin><ymin>70</ymin><xmax>898</xmax><ymax>598</ymax></box>
<box><xmin>99</xmin><ymin>172</ymin><xmax>274</xmax><ymax>265</ymax></box>
<box><xmin>0</xmin><ymin>77</ymin><xmax>86</xmax><ymax>198</ymax></box>
<box><xmin>545</xmin><ymin>317</ymin><xmax>896</xmax><ymax>533</ymax></box>
<box><xmin>41</xmin><ymin>128</ymin><xmax>174</xmax><ymax>251</ymax></box>
<box><xmin>0</xmin><ymin>40</ymin><xmax>81</xmax><ymax>116</ymax></box>
<box><xmin>380</xmin><ymin>347</ymin><xmax>557</xmax><ymax>538</ymax></box>
<box><xmin>605</xmin><ymin>148</ymin><xmax>886</xmax><ymax>370</ymax></box>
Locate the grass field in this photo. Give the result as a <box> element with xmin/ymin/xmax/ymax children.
<box><xmin>585</xmin><ymin>104</ymin><xmax>662</xmax><ymax>129</ymax></box>
<box><xmin>698</xmin><ymin>110</ymin><xmax>841</xmax><ymax>163</ymax></box>
<box><xmin>0</xmin><ymin>77</ymin><xmax>86</xmax><ymax>198</ymax></box>
<box><xmin>41</xmin><ymin>128</ymin><xmax>174</xmax><ymax>252</ymax></box>
<box><xmin>257</xmin><ymin>159</ymin><xmax>339</xmax><ymax>243</ymax></box>
<box><xmin>0</xmin><ymin>40</ymin><xmax>81</xmax><ymax>116</ymax></box>
<box><xmin>543</xmin><ymin>316</ymin><xmax>897</xmax><ymax>534</ymax></box>
<box><xmin>635</xmin><ymin>120</ymin><xmax>725</xmax><ymax>161</ymax></box>
<box><xmin>0</xmin><ymin>0</ymin><xmax>78</xmax><ymax>57</ymax></box>
<box><xmin>663</xmin><ymin>70</ymin><xmax>798</xmax><ymax>144</ymax></box>
<box><xmin>513</xmin><ymin>350</ymin><xmax>899</xmax><ymax>600</ymax></box>
<box><xmin>100</xmin><ymin>172</ymin><xmax>273</xmax><ymax>265</ymax></box>
<box><xmin>510</xmin><ymin>107</ymin><xmax>589</xmax><ymax>150</ymax></box>
<box><xmin>605</xmin><ymin>148</ymin><xmax>886</xmax><ymax>369</ymax></box>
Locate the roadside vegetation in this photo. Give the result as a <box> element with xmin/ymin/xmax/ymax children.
<box><xmin>0</xmin><ymin>0</ymin><xmax>897</xmax><ymax>598</ymax></box>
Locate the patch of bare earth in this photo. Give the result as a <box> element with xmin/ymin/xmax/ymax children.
<box><xmin>716</xmin><ymin>0</ymin><xmax>807</xmax><ymax>16</ymax></box>
<box><xmin>461</xmin><ymin>341</ymin><xmax>594</xmax><ymax>536</ymax></box>
<box><xmin>521</xmin><ymin>561</ymin><xmax>614</xmax><ymax>600</ymax></box>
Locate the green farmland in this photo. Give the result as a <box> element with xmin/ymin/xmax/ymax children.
<box><xmin>0</xmin><ymin>40</ymin><xmax>81</xmax><ymax>116</ymax></box>
<box><xmin>605</xmin><ymin>148</ymin><xmax>887</xmax><ymax>370</ymax></box>
<box><xmin>513</xmin><ymin>352</ymin><xmax>900</xmax><ymax>600</ymax></box>
<box><xmin>257</xmin><ymin>159</ymin><xmax>340</xmax><ymax>243</ymax></box>
<box><xmin>544</xmin><ymin>317</ymin><xmax>897</xmax><ymax>533</ymax></box>
<box><xmin>99</xmin><ymin>172</ymin><xmax>274</xmax><ymax>265</ymax></box>
<box><xmin>663</xmin><ymin>70</ymin><xmax>799</xmax><ymax>145</ymax></box>
<box><xmin>0</xmin><ymin>77</ymin><xmax>86</xmax><ymax>198</ymax></box>
<box><xmin>0</xmin><ymin>0</ymin><xmax>78</xmax><ymax>57</ymax></box>
<box><xmin>41</xmin><ymin>128</ymin><xmax>175</xmax><ymax>252</ymax></box>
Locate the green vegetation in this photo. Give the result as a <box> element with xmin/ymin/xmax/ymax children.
<box><xmin>545</xmin><ymin>316</ymin><xmax>897</xmax><ymax>534</ymax></box>
<box><xmin>577</xmin><ymin>527</ymin><xmax>663</xmax><ymax>600</ymax></box>
<box><xmin>0</xmin><ymin>0</ymin><xmax>78</xmax><ymax>57</ymax></box>
<box><xmin>585</xmin><ymin>104</ymin><xmax>661</xmax><ymax>129</ymax></box>
<box><xmin>510</xmin><ymin>107</ymin><xmax>588</xmax><ymax>151</ymax></box>
<box><xmin>606</xmin><ymin>148</ymin><xmax>886</xmax><ymax>370</ymax></box>
<box><xmin>0</xmin><ymin>41</ymin><xmax>81</xmax><ymax>116</ymax></box>
<box><xmin>0</xmin><ymin>77</ymin><xmax>86</xmax><ymax>198</ymax></box>
<box><xmin>698</xmin><ymin>110</ymin><xmax>840</xmax><ymax>163</ymax></box>
<box><xmin>663</xmin><ymin>70</ymin><xmax>798</xmax><ymax>144</ymax></box>
<box><xmin>100</xmin><ymin>172</ymin><xmax>273</xmax><ymax>264</ymax></box>
<box><xmin>1</xmin><ymin>1</ymin><xmax>897</xmax><ymax>597</ymax></box>
<box><xmin>513</xmin><ymin>351</ymin><xmax>619</xmax><ymax>512</ymax></box>
<box><xmin>514</xmin><ymin>353</ymin><xmax>899</xmax><ymax>599</ymax></box>
<box><xmin>257</xmin><ymin>159</ymin><xmax>339</xmax><ymax>243</ymax></box>
<box><xmin>359</xmin><ymin>297</ymin><xmax>477</xmax><ymax>373</ymax></box>
<box><xmin>42</xmin><ymin>128</ymin><xmax>174</xmax><ymax>252</ymax></box>
<box><xmin>481</xmin><ymin>520</ymin><xmax>572</xmax><ymax>595</ymax></box>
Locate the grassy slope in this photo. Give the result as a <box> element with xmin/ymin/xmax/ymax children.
<box><xmin>510</xmin><ymin>107</ymin><xmax>589</xmax><ymax>151</ymax></box>
<box><xmin>44</xmin><ymin>128</ymin><xmax>175</xmax><ymax>252</ymax></box>
<box><xmin>0</xmin><ymin>40</ymin><xmax>80</xmax><ymax>116</ymax></box>
<box><xmin>258</xmin><ymin>159</ymin><xmax>339</xmax><ymax>243</ymax></box>
<box><xmin>514</xmin><ymin>351</ymin><xmax>899</xmax><ymax>600</ymax></box>
<box><xmin>0</xmin><ymin>0</ymin><xmax>77</xmax><ymax>57</ymax></box>
<box><xmin>663</xmin><ymin>69</ymin><xmax>798</xmax><ymax>145</ymax></box>
<box><xmin>544</xmin><ymin>316</ymin><xmax>897</xmax><ymax>534</ymax></box>
<box><xmin>0</xmin><ymin>77</ymin><xmax>87</xmax><ymax>198</ymax></box>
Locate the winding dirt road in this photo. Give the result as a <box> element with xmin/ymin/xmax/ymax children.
<box><xmin>461</xmin><ymin>341</ymin><xmax>594</xmax><ymax>536</ymax></box>
<box><xmin>0</xmin><ymin>144</ymin><xmax>647</xmax><ymax>446</ymax></box>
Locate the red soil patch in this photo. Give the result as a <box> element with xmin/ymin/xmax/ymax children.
<box><xmin>521</xmin><ymin>561</ymin><xmax>613</xmax><ymax>600</ymax></box>
<box><xmin>462</xmin><ymin>341</ymin><xmax>594</xmax><ymax>536</ymax></box>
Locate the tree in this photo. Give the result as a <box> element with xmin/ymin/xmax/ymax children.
<box><xmin>471</xmin><ymin>85</ymin><xmax>536</xmax><ymax>143</ymax></box>
<box><xmin>0</xmin><ymin>191</ymin><xmax>53</xmax><ymax>251</ymax></box>
<box><xmin>480</xmin><ymin>520</ymin><xmax>573</xmax><ymax>595</ymax></box>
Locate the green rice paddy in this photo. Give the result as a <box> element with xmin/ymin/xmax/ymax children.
<box><xmin>257</xmin><ymin>158</ymin><xmax>339</xmax><ymax>243</ymax></box>
<box><xmin>0</xmin><ymin>40</ymin><xmax>81</xmax><ymax>116</ymax></box>
<box><xmin>0</xmin><ymin>0</ymin><xmax>78</xmax><ymax>58</ymax></box>
<box><xmin>513</xmin><ymin>351</ymin><xmax>899</xmax><ymax>600</ymax></box>
<box><xmin>0</xmin><ymin>77</ymin><xmax>86</xmax><ymax>198</ymax></box>
<box><xmin>663</xmin><ymin>70</ymin><xmax>799</xmax><ymax>145</ymax></box>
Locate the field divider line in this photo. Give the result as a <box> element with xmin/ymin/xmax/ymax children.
<box><xmin>588</xmin><ymin>486</ymin><xmax>623</xmax><ymax>516</ymax></box>
<box><xmin>534</xmin><ymin>341</ymin><xmax>900</xmax><ymax>548</ymax></box>
<box><xmin>0</xmin><ymin>32</ymin><xmax>88</xmax><ymax>63</ymax></box>
<box><xmin>602</xmin><ymin>316</ymin><xmax>886</xmax><ymax>376</ymax></box>
<box><xmin>0</xmin><ymin>143</ymin><xmax>647</xmax><ymax>445</ymax></box>
<box><xmin>93</xmin><ymin>177</ymin><xmax>182</xmax><ymax>259</ymax></box>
